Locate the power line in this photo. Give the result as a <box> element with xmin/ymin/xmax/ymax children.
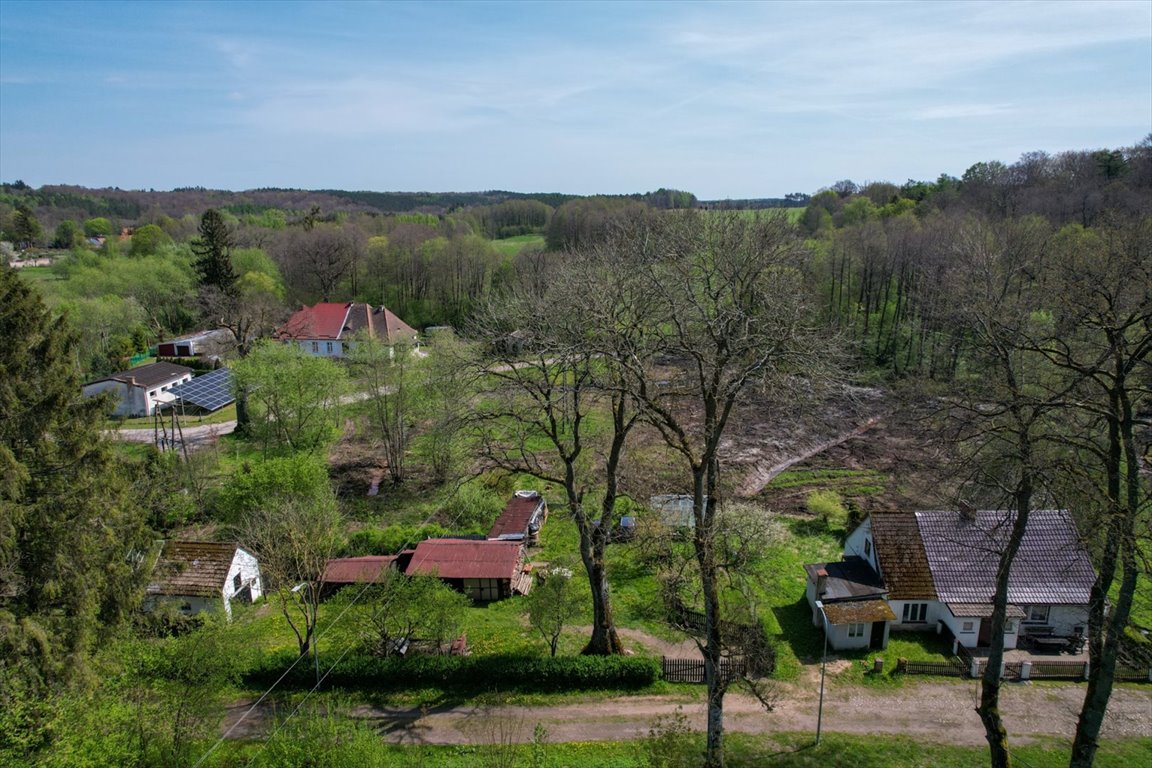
<box><xmin>192</xmin><ymin>474</ymin><xmax>500</xmax><ymax>767</ymax></box>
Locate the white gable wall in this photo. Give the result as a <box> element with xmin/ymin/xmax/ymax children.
<box><xmin>221</xmin><ymin>548</ymin><xmax>263</xmax><ymax>617</ymax></box>
<box><xmin>843</xmin><ymin>518</ymin><xmax>879</xmax><ymax>574</ymax></box>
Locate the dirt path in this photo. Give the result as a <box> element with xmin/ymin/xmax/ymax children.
<box><xmin>222</xmin><ymin>660</ymin><xmax>1151</xmax><ymax>748</ymax></box>
<box><xmin>736</xmin><ymin>416</ymin><xmax>882</xmax><ymax>497</ymax></box>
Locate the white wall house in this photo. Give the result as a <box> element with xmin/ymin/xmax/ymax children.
<box><xmin>806</xmin><ymin>510</ymin><xmax>1094</xmax><ymax>651</ymax></box>
<box><xmin>275</xmin><ymin>302</ymin><xmax>418</xmax><ymax>359</ymax></box>
<box><xmin>145</xmin><ymin>541</ymin><xmax>262</xmax><ymax>618</ymax></box>
<box><xmin>82</xmin><ymin>362</ymin><xmax>193</xmax><ymax>418</ymax></box>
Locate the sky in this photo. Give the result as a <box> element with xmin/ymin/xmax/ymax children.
<box><xmin>0</xmin><ymin>0</ymin><xmax>1149</xmax><ymax>199</ymax></box>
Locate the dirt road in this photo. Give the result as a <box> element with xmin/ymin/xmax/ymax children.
<box><xmin>358</xmin><ymin>668</ymin><xmax>1151</xmax><ymax>747</ymax></box>
<box><xmin>223</xmin><ymin>661</ymin><xmax>1151</xmax><ymax>748</ymax></box>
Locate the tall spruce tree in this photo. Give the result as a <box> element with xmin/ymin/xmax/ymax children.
<box><xmin>191</xmin><ymin>208</ymin><xmax>237</xmax><ymax>293</ymax></box>
<box><xmin>0</xmin><ymin>266</ymin><xmax>150</xmax><ymax>697</ymax></box>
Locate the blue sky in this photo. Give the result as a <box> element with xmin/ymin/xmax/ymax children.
<box><xmin>1</xmin><ymin>0</ymin><xmax>1149</xmax><ymax>199</ymax></box>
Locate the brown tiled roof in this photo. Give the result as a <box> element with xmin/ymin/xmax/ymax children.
<box><xmin>947</xmin><ymin>602</ymin><xmax>1026</xmax><ymax>619</ymax></box>
<box><xmin>147</xmin><ymin>541</ymin><xmax>238</xmax><ymax>598</ymax></box>
<box><xmin>488</xmin><ymin>492</ymin><xmax>546</xmax><ymax>540</ymax></box>
<box><xmin>323</xmin><ymin>556</ymin><xmax>397</xmax><ymax>584</ymax></box>
<box><xmin>406</xmin><ymin>539</ymin><xmax>523</xmax><ymax>580</ymax></box>
<box><xmin>823</xmin><ymin>599</ymin><xmax>897</xmax><ymax>625</ymax></box>
<box><xmin>869</xmin><ymin>513</ymin><xmax>936</xmax><ymax>600</ymax></box>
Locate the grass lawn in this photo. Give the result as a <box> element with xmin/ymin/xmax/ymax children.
<box><xmin>214</xmin><ymin>730</ymin><xmax>1152</xmax><ymax>768</ymax></box>
<box><xmin>109</xmin><ymin>402</ymin><xmax>238</xmax><ymax>429</ymax></box>
<box><xmin>491</xmin><ymin>234</ymin><xmax>546</xmax><ymax>256</ymax></box>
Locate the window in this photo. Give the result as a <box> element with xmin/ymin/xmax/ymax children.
<box><xmin>848</xmin><ymin>623</ymin><xmax>866</xmax><ymax>638</ymax></box>
<box><xmin>311</xmin><ymin>342</ymin><xmax>319</xmax><ymax>353</ymax></box>
<box><xmin>1025</xmin><ymin>605</ymin><xmax>1050</xmax><ymax>623</ymax></box>
<box><xmin>902</xmin><ymin>602</ymin><xmax>928</xmax><ymax>623</ymax></box>
<box><xmin>233</xmin><ymin>573</ymin><xmax>242</xmax><ymax>591</ymax></box>
<box><xmin>961</xmin><ymin>621</ymin><xmax>974</xmax><ymax>632</ymax></box>
<box><xmin>326</xmin><ymin>342</ymin><xmax>333</xmax><ymax>353</ymax></box>
<box><xmin>864</xmin><ymin>538</ymin><xmax>872</xmax><ymax>558</ymax></box>
<box><xmin>1005</xmin><ymin>620</ymin><xmax>1016</xmax><ymax>633</ymax></box>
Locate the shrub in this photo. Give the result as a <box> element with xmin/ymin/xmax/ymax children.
<box><xmin>806</xmin><ymin>490</ymin><xmax>846</xmax><ymax>529</ymax></box>
<box><xmin>245</xmin><ymin>652</ymin><xmax>661</xmax><ymax>693</ymax></box>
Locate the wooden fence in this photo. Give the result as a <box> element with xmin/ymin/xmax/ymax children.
<box><xmin>898</xmin><ymin>658</ymin><xmax>966</xmax><ymax>677</ymax></box>
<box><xmin>661</xmin><ymin>657</ymin><xmax>745</xmax><ymax>684</ymax></box>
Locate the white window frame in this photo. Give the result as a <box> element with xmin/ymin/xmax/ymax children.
<box><xmin>325</xmin><ymin>341</ymin><xmax>334</xmax><ymax>354</ymax></box>
<box><xmin>1024</xmin><ymin>605</ymin><xmax>1050</xmax><ymax>623</ymax></box>
<box><xmin>847</xmin><ymin>623</ymin><xmax>866</xmax><ymax>638</ymax></box>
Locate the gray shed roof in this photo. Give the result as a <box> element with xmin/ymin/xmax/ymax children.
<box><xmin>916</xmin><ymin>510</ymin><xmax>1095</xmax><ymax>606</ymax></box>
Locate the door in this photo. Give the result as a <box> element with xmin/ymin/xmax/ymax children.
<box><xmin>977</xmin><ymin>619</ymin><xmax>991</xmax><ymax>647</ymax></box>
<box><xmin>870</xmin><ymin>621</ymin><xmax>886</xmax><ymax>649</ymax></box>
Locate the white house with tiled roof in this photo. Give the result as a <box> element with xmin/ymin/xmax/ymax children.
<box><xmin>274</xmin><ymin>301</ymin><xmax>418</xmax><ymax>358</ymax></box>
<box><xmin>145</xmin><ymin>541</ymin><xmax>262</xmax><ymax>618</ymax></box>
<box><xmin>806</xmin><ymin>510</ymin><xmax>1094</xmax><ymax>651</ymax></box>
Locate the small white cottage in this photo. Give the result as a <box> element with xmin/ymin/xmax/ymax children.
<box><xmin>145</xmin><ymin>541</ymin><xmax>262</xmax><ymax>618</ymax></box>
<box><xmin>82</xmin><ymin>361</ymin><xmax>193</xmax><ymax>417</ymax></box>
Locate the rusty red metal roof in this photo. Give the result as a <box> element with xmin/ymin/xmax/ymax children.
<box><xmin>488</xmin><ymin>491</ymin><xmax>546</xmax><ymax>540</ymax></box>
<box><xmin>406</xmin><ymin>539</ymin><xmax>523</xmax><ymax>580</ymax></box>
<box><xmin>323</xmin><ymin>556</ymin><xmax>397</xmax><ymax>584</ymax></box>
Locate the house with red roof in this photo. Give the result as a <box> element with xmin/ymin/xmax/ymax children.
<box><xmin>274</xmin><ymin>301</ymin><xmax>418</xmax><ymax>358</ymax></box>
<box><xmin>320</xmin><ymin>554</ymin><xmax>410</xmax><ymax>598</ymax></box>
<box><xmin>405</xmin><ymin>539</ymin><xmax>532</xmax><ymax>601</ymax></box>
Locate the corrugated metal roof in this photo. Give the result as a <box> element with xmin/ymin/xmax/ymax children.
<box><xmin>869</xmin><ymin>513</ymin><xmax>937</xmax><ymax>600</ymax></box>
<box><xmin>916</xmin><ymin>510</ymin><xmax>1094</xmax><ymax>606</ymax></box>
<box><xmin>147</xmin><ymin>541</ymin><xmax>240</xmax><ymax>598</ymax></box>
<box><xmin>823</xmin><ymin>599</ymin><xmax>897</xmax><ymax>625</ymax></box>
<box><xmin>406</xmin><ymin>539</ymin><xmax>523</xmax><ymax>580</ymax></box>
<box><xmin>323</xmin><ymin>556</ymin><xmax>397</xmax><ymax>584</ymax></box>
<box><xmin>488</xmin><ymin>492</ymin><xmax>545</xmax><ymax>540</ymax></box>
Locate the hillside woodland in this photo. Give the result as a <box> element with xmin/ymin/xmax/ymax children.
<box><xmin>1</xmin><ymin>138</ymin><xmax>1150</xmax><ymax>768</ymax></box>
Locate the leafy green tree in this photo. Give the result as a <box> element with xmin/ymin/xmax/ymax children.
<box><xmin>230</xmin><ymin>341</ymin><xmax>347</xmax><ymax>454</ymax></box>
<box><xmin>52</xmin><ymin>220</ymin><xmax>82</xmax><ymax>249</ymax></box>
<box><xmin>238</xmin><ymin>495</ymin><xmax>342</xmax><ymax>663</ymax></box>
<box><xmin>83</xmin><ymin>217</ymin><xmax>113</xmax><ymax>238</ymax></box>
<box><xmin>348</xmin><ymin>336</ymin><xmax>419</xmax><ymax>485</ymax></box>
<box><xmin>6</xmin><ymin>204</ymin><xmax>42</xmax><ymax>249</ymax></box>
<box><xmin>342</xmin><ymin>571</ymin><xmax>468</xmax><ymax>657</ymax></box>
<box><xmin>129</xmin><ymin>223</ymin><xmax>171</xmax><ymax>256</ymax></box>
<box><xmin>216</xmin><ymin>453</ymin><xmax>333</xmax><ymax>523</ymax></box>
<box><xmin>526</xmin><ymin>565</ymin><xmax>583</xmax><ymax>657</ymax></box>
<box><xmin>0</xmin><ymin>267</ymin><xmax>150</xmax><ymax>699</ymax></box>
<box><xmin>191</xmin><ymin>208</ymin><xmax>237</xmax><ymax>293</ymax></box>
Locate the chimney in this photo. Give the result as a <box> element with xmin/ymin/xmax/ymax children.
<box><xmin>816</xmin><ymin>567</ymin><xmax>828</xmax><ymax>597</ymax></box>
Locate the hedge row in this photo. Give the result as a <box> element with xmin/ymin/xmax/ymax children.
<box><xmin>245</xmin><ymin>652</ymin><xmax>662</xmax><ymax>693</ymax></box>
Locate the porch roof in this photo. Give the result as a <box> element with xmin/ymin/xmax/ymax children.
<box><xmin>822</xmin><ymin>599</ymin><xmax>897</xmax><ymax>625</ymax></box>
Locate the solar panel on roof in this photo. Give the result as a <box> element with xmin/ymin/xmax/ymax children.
<box><xmin>168</xmin><ymin>368</ymin><xmax>235</xmax><ymax>412</ymax></box>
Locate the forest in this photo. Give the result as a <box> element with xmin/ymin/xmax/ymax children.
<box><xmin>1</xmin><ymin>136</ymin><xmax>1150</xmax><ymax>768</ymax></box>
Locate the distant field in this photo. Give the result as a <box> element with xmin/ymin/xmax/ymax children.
<box><xmin>491</xmin><ymin>234</ymin><xmax>545</xmax><ymax>256</ymax></box>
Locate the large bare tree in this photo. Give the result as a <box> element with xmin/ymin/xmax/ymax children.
<box><xmin>602</xmin><ymin>210</ymin><xmax>826</xmax><ymax>767</ymax></box>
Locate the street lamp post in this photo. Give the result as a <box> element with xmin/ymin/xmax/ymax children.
<box><xmin>815</xmin><ymin>600</ymin><xmax>829</xmax><ymax>746</ymax></box>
